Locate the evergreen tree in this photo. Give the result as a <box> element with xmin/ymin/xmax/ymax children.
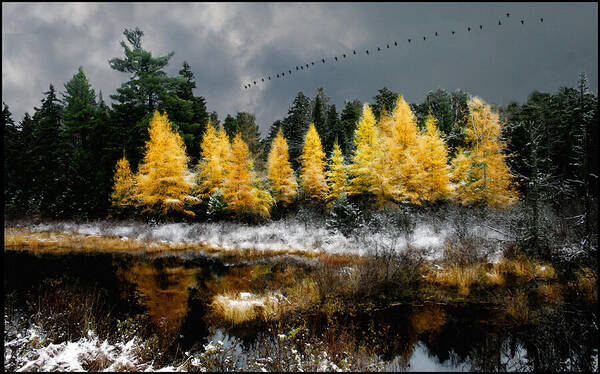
<box><xmin>61</xmin><ymin>67</ymin><xmax>99</xmax><ymax>217</ymax></box>
<box><xmin>339</xmin><ymin>99</ymin><xmax>363</xmax><ymax>157</ymax></box>
<box><xmin>282</xmin><ymin>92</ymin><xmax>312</xmax><ymax>169</ymax></box>
<box><xmin>30</xmin><ymin>84</ymin><xmax>66</xmax><ymax>217</ymax></box>
<box><xmin>236</xmin><ymin>112</ymin><xmax>262</xmax><ymax>159</ymax></box>
<box><xmin>267</xmin><ymin>128</ymin><xmax>298</xmax><ymax>204</ymax></box>
<box><xmin>372</xmin><ymin>87</ymin><xmax>398</xmax><ymax>120</ymax></box>
<box><xmin>135</xmin><ymin>111</ymin><xmax>198</xmax><ymax>217</ymax></box>
<box><xmin>451</xmin><ymin>97</ymin><xmax>518</xmax><ymax>207</ymax></box>
<box><xmin>223</xmin><ymin>114</ymin><xmax>239</xmax><ymax>140</ymax></box>
<box><xmin>175</xmin><ymin>61</ymin><xmax>209</xmax><ymax>166</ymax></box>
<box><xmin>3</xmin><ymin>103</ymin><xmax>21</xmax><ymax>215</ymax></box>
<box><xmin>300</xmin><ymin>124</ymin><xmax>328</xmax><ymax>201</ymax></box>
<box><xmin>223</xmin><ymin>133</ymin><xmax>274</xmax><ymax>219</ymax></box>
<box><xmin>324</xmin><ymin>104</ymin><xmax>341</xmax><ymax>155</ymax></box>
<box><xmin>312</xmin><ymin>87</ymin><xmax>330</xmax><ymax>153</ymax></box>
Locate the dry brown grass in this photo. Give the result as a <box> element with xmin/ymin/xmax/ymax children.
<box><xmin>426</xmin><ymin>264</ymin><xmax>481</xmax><ymax>296</ymax></box>
<box><xmin>207</xmin><ymin>292</ymin><xmax>286</xmax><ymax>325</ymax></box>
<box><xmin>504</xmin><ymin>289</ymin><xmax>531</xmax><ymax>324</ymax></box>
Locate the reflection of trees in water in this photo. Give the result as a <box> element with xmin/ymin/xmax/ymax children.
<box><xmin>418</xmin><ymin>303</ymin><xmax>598</xmax><ymax>372</ymax></box>
<box><xmin>116</xmin><ymin>260</ymin><xmax>199</xmax><ymax>335</ymax></box>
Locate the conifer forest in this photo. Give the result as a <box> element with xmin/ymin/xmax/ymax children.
<box><xmin>3</xmin><ymin>3</ymin><xmax>598</xmax><ymax>372</ymax></box>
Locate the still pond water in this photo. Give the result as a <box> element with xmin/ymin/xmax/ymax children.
<box><xmin>4</xmin><ymin>250</ymin><xmax>598</xmax><ymax>371</ymax></box>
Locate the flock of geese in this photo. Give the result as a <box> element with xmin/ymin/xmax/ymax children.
<box><xmin>243</xmin><ymin>13</ymin><xmax>545</xmax><ymax>90</ymax></box>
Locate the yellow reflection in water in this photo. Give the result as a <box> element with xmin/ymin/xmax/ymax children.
<box><xmin>117</xmin><ymin>261</ymin><xmax>198</xmax><ymax>334</ymax></box>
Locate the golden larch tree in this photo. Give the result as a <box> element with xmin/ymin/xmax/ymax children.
<box><xmin>135</xmin><ymin>111</ymin><xmax>198</xmax><ymax>217</ymax></box>
<box><xmin>348</xmin><ymin>104</ymin><xmax>379</xmax><ymax>195</ymax></box>
<box><xmin>412</xmin><ymin>115</ymin><xmax>452</xmax><ymax>203</ymax></box>
<box><xmin>299</xmin><ymin>123</ymin><xmax>328</xmax><ymax>201</ymax></box>
<box><xmin>450</xmin><ymin>97</ymin><xmax>518</xmax><ymax>207</ymax></box>
<box><xmin>326</xmin><ymin>140</ymin><xmax>348</xmax><ymax>203</ymax></box>
<box><xmin>266</xmin><ymin>127</ymin><xmax>298</xmax><ymax>204</ymax></box>
<box><xmin>348</xmin><ymin>104</ymin><xmax>392</xmax><ymax>207</ymax></box>
<box><xmin>196</xmin><ymin>122</ymin><xmax>232</xmax><ymax>199</ymax></box>
<box><xmin>386</xmin><ymin>95</ymin><xmax>421</xmax><ymax>203</ymax></box>
<box><xmin>223</xmin><ymin>133</ymin><xmax>274</xmax><ymax>218</ymax></box>
<box><xmin>111</xmin><ymin>152</ymin><xmax>136</xmax><ymax>210</ymax></box>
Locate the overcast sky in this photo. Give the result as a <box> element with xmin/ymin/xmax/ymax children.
<box><xmin>2</xmin><ymin>2</ymin><xmax>598</xmax><ymax>136</ymax></box>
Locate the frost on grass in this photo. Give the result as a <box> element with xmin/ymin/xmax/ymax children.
<box><xmin>9</xmin><ymin>208</ymin><xmax>513</xmax><ymax>261</ymax></box>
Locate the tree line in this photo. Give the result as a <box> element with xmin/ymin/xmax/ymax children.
<box><xmin>3</xmin><ymin>27</ymin><xmax>598</xmax><ymax>232</ymax></box>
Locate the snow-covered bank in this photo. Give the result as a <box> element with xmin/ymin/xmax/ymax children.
<box><xmin>7</xmin><ymin>212</ymin><xmax>514</xmax><ymax>261</ymax></box>
<box><xmin>3</xmin><ymin>318</ymin><xmax>374</xmax><ymax>372</ymax></box>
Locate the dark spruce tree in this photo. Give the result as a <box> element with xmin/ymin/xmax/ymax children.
<box><xmin>282</xmin><ymin>92</ymin><xmax>312</xmax><ymax>170</ymax></box>
<box><xmin>223</xmin><ymin>114</ymin><xmax>239</xmax><ymax>141</ymax></box>
<box><xmin>312</xmin><ymin>87</ymin><xmax>330</xmax><ymax>153</ymax></box>
<box><xmin>174</xmin><ymin>61</ymin><xmax>209</xmax><ymax>165</ymax></box>
<box><xmin>30</xmin><ymin>85</ymin><xmax>67</xmax><ymax>218</ymax></box>
<box><xmin>236</xmin><ymin>111</ymin><xmax>262</xmax><ymax>162</ymax></box>
<box><xmin>61</xmin><ymin>67</ymin><xmax>101</xmax><ymax>218</ymax></box>
<box><xmin>339</xmin><ymin>99</ymin><xmax>362</xmax><ymax>158</ymax></box>
<box><xmin>324</xmin><ymin>104</ymin><xmax>341</xmax><ymax>156</ymax></box>
<box><xmin>3</xmin><ymin>103</ymin><xmax>22</xmax><ymax>217</ymax></box>
<box><xmin>372</xmin><ymin>87</ymin><xmax>398</xmax><ymax>120</ymax></box>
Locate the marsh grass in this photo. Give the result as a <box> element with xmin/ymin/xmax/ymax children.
<box><xmin>207</xmin><ymin>292</ymin><xmax>285</xmax><ymax>325</ymax></box>
<box><xmin>504</xmin><ymin>289</ymin><xmax>531</xmax><ymax>325</ymax></box>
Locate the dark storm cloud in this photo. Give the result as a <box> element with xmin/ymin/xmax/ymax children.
<box><xmin>2</xmin><ymin>2</ymin><xmax>598</xmax><ymax>135</ymax></box>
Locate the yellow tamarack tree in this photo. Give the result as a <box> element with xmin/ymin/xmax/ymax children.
<box><xmin>451</xmin><ymin>97</ymin><xmax>518</xmax><ymax>207</ymax></box>
<box><xmin>223</xmin><ymin>133</ymin><xmax>274</xmax><ymax>218</ymax></box>
<box><xmin>326</xmin><ymin>140</ymin><xmax>347</xmax><ymax>203</ymax></box>
<box><xmin>196</xmin><ymin>122</ymin><xmax>232</xmax><ymax>199</ymax></box>
<box><xmin>111</xmin><ymin>152</ymin><xmax>136</xmax><ymax>210</ymax></box>
<box><xmin>348</xmin><ymin>104</ymin><xmax>392</xmax><ymax>207</ymax></box>
<box><xmin>299</xmin><ymin>123</ymin><xmax>328</xmax><ymax>201</ymax></box>
<box><xmin>412</xmin><ymin>115</ymin><xmax>452</xmax><ymax>203</ymax></box>
<box><xmin>378</xmin><ymin>107</ymin><xmax>394</xmax><ymax>138</ymax></box>
<box><xmin>266</xmin><ymin>128</ymin><xmax>298</xmax><ymax>204</ymax></box>
<box><xmin>387</xmin><ymin>95</ymin><xmax>421</xmax><ymax>203</ymax></box>
<box><xmin>135</xmin><ymin>111</ymin><xmax>198</xmax><ymax>217</ymax></box>
<box><xmin>348</xmin><ymin>104</ymin><xmax>379</xmax><ymax>195</ymax></box>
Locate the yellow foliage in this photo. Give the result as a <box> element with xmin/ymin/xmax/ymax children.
<box><xmin>135</xmin><ymin>111</ymin><xmax>198</xmax><ymax>217</ymax></box>
<box><xmin>451</xmin><ymin>97</ymin><xmax>518</xmax><ymax>207</ymax></box>
<box><xmin>111</xmin><ymin>153</ymin><xmax>136</xmax><ymax>209</ymax></box>
<box><xmin>348</xmin><ymin>104</ymin><xmax>379</xmax><ymax>195</ymax></box>
<box><xmin>326</xmin><ymin>141</ymin><xmax>348</xmax><ymax>202</ymax></box>
<box><xmin>410</xmin><ymin>116</ymin><xmax>452</xmax><ymax>203</ymax></box>
<box><xmin>347</xmin><ymin>104</ymin><xmax>394</xmax><ymax>207</ymax></box>
<box><xmin>266</xmin><ymin>128</ymin><xmax>298</xmax><ymax>204</ymax></box>
<box><xmin>386</xmin><ymin>95</ymin><xmax>421</xmax><ymax>203</ymax></box>
<box><xmin>196</xmin><ymin>122</ymin><xmax>232</xmax><ymax>199</ymax></box>
<box><xmin>300</xmin><ymin>123</ymin><xmax>328</xmax><ymax>201</ymax></box>
<box><xmin>223</xmin><ymin>133</ymin><xmax>274</xmax><ymax>218</ymax></box>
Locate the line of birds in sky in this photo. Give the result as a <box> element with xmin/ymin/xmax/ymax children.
<box><xmin>243</xmin><ymin>13</ymin><xmax>545</xmax><ymax>90</ymax></box>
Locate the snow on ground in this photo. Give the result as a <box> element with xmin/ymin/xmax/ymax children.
<box><xmin>4</xmin><ymin>320</ymin><xmax>354</xmax><ymax>372</ymax></box>
<box><xmin>9</xmin><ymin>214</ymin><xmax>512</xmax><ymax>262</ymax></box>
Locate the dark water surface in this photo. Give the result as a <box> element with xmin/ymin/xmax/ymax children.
<box><xmin>4</xmin><ymin>250</ymin><xmax>598</xmax><ymax>371</ymax></box>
